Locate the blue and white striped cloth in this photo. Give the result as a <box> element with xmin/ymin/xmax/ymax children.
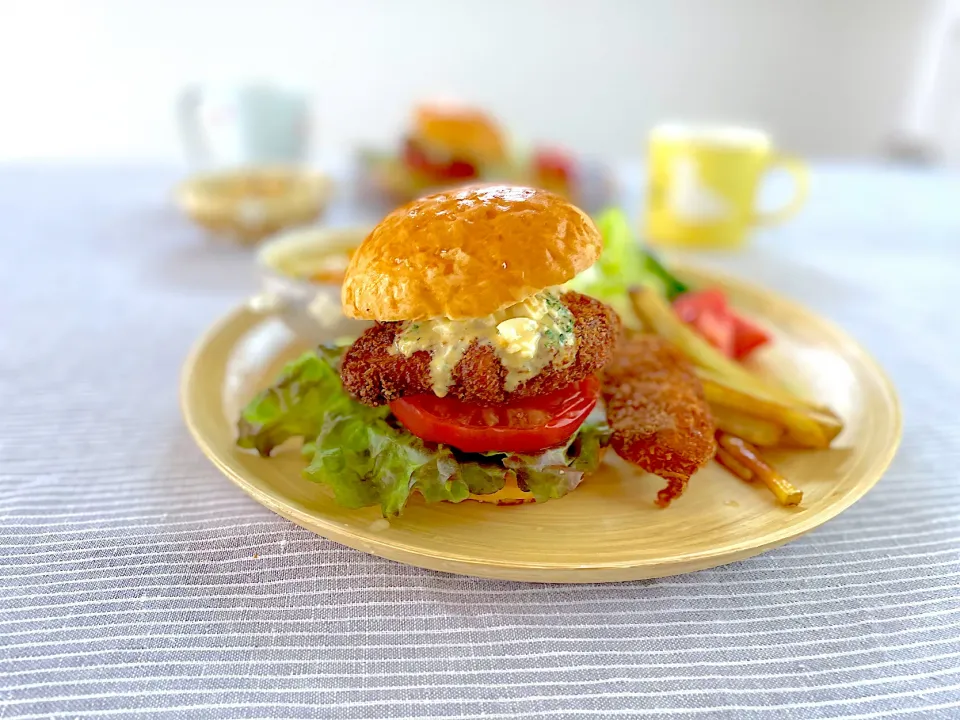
<box><xmin>2</xmin><ymin>164</ymin><xmax>959</xmax><ymax>719</ymax></box>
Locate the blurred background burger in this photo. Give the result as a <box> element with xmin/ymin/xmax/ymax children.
<box><xmin>401</xmin><ymin>101</ymin><xmax>509</xmax><ymax>189</ymax></box>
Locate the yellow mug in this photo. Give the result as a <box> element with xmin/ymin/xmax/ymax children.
<box><xmin>644</xmin><ymin>124</ymin><xmax>809</xmax><ymax>249</ymax></box>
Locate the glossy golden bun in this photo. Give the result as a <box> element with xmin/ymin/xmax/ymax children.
<box><xmin>413</xmin><ymin>103</ymin><xmax>507</xmax><ymax>165</ymax></box>
<box><xmin>342</xmin><ymin>185</ymin><xmax>602</xmax><ymax>321</ymax></box>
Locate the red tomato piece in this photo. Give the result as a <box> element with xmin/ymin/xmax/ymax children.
<box><xmin>673</xmin><ymin>288</ymin><xmax>770</xmax><ymax>360</ymax></box>
<box><xmin>402</xmin><ymin>138</ymin><xmax>478</xmax><ymax>181</ymax></box>
<box><xmin>673</xmin><ymin>288</ymin><xmax>727</xmax><ymax>323</ymax></box>
<box><xmin>533</xmin><ymin>148</ymin><xmax>575</xmax><ymax>183</ymax></box>
<box><xmin>389</xmin><ymin>376</ymin><xmax>600</xmax><ymax>454</ymax></box>
<box><xmin>444</xmin><ymin>159</ymin><xmax>478</xmax><ymax>179</ymax></box>
<box><xmin>401</xmin><ymin>137</ymin><xmax>431</xmax><ymax>173</ymax></box>
<box><xmin>691</xmin><ymin>309</ymin><xmax>736</xmax><ymax>358</ymax></box>
<box><xmin>731</xmin><ymin>315</ymin><xmax>771</xmax><ymax>360</ymax></box>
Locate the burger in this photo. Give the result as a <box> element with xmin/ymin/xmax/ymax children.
<box><xmin>237</xmin><ymin>185</ymin><xmax>622</xmax><ymax>515</ymax></box>
<box><xmin>400</xmin><ymin>102</ymin><xmax>509</xmax><ymax>191</ymax></box>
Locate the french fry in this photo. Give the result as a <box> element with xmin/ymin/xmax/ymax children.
<box><xmin>710</xmin><ymin>405</ymin><xmax>784</xmax><ymax>447</ymax></box>
<box><xmin>629</xmin><ymin>286</ymin><xmax>840</xmax><ymax>417</ymax></box>
<box><xmin>715</xmin><ymin>447</ymin><xmax>753</xmax><ymax>481</ymax></box>
<box><xmin>807</xmin><ymin>406</ymin><xmax>844</xmax><ymax>441</ymax></box>
<box><xmin>697</xmin><ymin>368</ymin><xmax>843</xmax><ymax>446</ymax></box>
<box><xmin>699</xmin><ymin>374</ymin><xmax>829</xmax><ymax>448</ymax></box>
<box><xmin>629</xmin><ymin>286</ymin><xmax>788</xmax><ymax>396</ymax></box>
<box><xmin>717</xmin><ymin>432</ymin><xmax>802</xmax><ymax>506</ymax></box>
<box><xmin>793</xmin><ymin>410</ymin><xmax>842</xmax><ymax>444</ymax></box>
<box><xmin>627</xmin><ymin>287</ymin><xmax>844</xmax><ymax>447</ymax></box>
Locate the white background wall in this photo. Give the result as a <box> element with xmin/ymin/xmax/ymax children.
<box><xmin>0</xmin><ymin>0</ymin><xmax>938</xmax><ymax>163</ymax></box>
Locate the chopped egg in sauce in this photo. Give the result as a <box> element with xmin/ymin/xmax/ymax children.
<box><xmin>393</xmin><ymin>290</ymin><xmax>577</xmax><ymax>396</ymax></box>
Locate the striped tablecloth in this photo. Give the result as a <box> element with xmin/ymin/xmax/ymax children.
<box><xmin>2</xmin><ymin>164</ymin><xmax>959</xmax><ymax>719</ymax></box>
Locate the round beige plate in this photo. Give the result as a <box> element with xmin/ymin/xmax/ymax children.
<box><xmin>181</xmin><ymin>268</ymin><xmax>902</xmax><ymax>583</ymax></box>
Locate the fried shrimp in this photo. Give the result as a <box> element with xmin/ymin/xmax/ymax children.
<box><xmin>340</xmin><ymin>291</ymin><xmax>620</xmax><ymax>407</ymax></box>
<box><xmin>601</xmin><ymin>334</ymin><xmax>715</xmax><ymax>506</ymax></box>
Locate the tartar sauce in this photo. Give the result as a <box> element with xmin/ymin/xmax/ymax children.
<box><xmin>393</xmin><ymin>290</ymin><xmax>576</xmax><ymax>396</ymax></box>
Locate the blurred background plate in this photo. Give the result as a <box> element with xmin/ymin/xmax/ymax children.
<box><xmin>180</xmin><ymin>266</ymin><xmax>902</xmax><ymax>583</ymax></box>
<box><xmin>176</xmin><ymin>167</ymin><xmax>334</xmax><ymax>245</ymax></box>
<box><xmin>251</xmin><ymin>224</ymin><xmax>373</xmax><ymax>342</ymax></box>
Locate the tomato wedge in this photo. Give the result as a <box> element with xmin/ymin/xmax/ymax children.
<box><xmin>673</xmin><ymin>289</ymin><xmax>771</xmax><ymax>361</ymax></box>
<box><xmin>533</xmin><ymin>148</ymin><xmax>575</xmax><ymax>183</ymax></box>
<box><xmin>673</xmin><ymin>288</ymin><xmax>726</xmax><ymax>322</ymax></box>
<box><xmin>402</xmin><ymin>138</ymin><xmax>478</xmax><ymax>181</ymax></box>
<box><xmin>691</xmin><ymin>308</ymin><xmax>736</xmax><ymax>357</ymax></box>
<box><xmin>389</xmin><ymin>376</ymin><xmax>600</xmax><ymax>454</ymax></box>
<box><xmin>731</xmin><ymin>315</ymin><xmax>770</xmax><ymax>360</ymax></box>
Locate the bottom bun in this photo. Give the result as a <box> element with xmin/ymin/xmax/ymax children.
<box><xmin>421</xmin><ymin>448</ymin><xmax>607</xmax><ymax>507</ymax></box>
<box><xmin>467</xmin><ymin>472</ymin><xmax>535</xmax><ymax>506</ymax></box>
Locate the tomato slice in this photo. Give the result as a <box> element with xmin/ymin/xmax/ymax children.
<box><xmin>389</xmin><ymin>376</ymin><xmax>600</xmax><ymax>454</ymax></box>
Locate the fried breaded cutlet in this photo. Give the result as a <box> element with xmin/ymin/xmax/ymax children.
<box><xmin>341</xmin><ymin>291</ymin><xmax>620</xmax><ymax>407</ymax></box>
<box><xmin>601</xmin><ymin>335</ymin><xmax>715</xmax><ymax>506</ymax></box>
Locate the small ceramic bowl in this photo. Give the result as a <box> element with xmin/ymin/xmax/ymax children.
<box><xmin>177</xmin><ymin>166</ymin><xmax>334</xmax><ymax>245</ymax></box>
<box><xmin>251</xmin><ymin>225</ymin><xmax>374</xmax><ymax>344</ymax></box>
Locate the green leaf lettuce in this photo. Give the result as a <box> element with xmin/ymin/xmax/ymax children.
<box><xmin>567</xmin><ymin>208</ymin><xmax>688</xmax><ymax>324</ymax></box>
<box><xmin>237</xmin><ymin>350</ymin><xmax>609</xmax><ymax>516</ymax></box>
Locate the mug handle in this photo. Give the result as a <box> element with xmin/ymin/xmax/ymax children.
<box><xmin>177</xmin><ymin>86</ymin><xmax>208</xmax><ymax>166</ymax></box>
<box><xmin>752</xmin><ymin>154</ymin><xmax>809</xmax><ymax>226</ymax></box>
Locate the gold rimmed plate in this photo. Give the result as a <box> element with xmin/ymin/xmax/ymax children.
<box><xmin>181</xmin><ymin>267</ymin><xmax>901</xmax><ymax>582</ymax></box>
